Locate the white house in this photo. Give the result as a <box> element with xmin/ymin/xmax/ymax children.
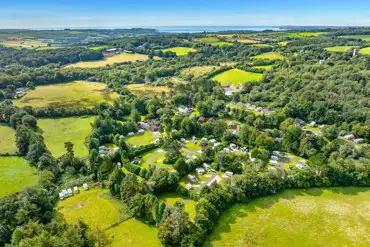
<box><xmin>273</xmin><ymin>150</ymin><xmax>284</xmax><ymax>157</ymax></box>
<box><xmin>73</xmin><ymin>186</ymin><xmax>79</xmax><ymax>194</ymax></box>
<box><xmin>196</xmin><ymin>168</ymin><xmax>206</xmax><ymax>175</ymax></box>
<box><xmin>83</xmin><ymin>183</ymin><xmax>89</xmax><ymax>191</ymax></box>
<box><xmin>117</xmin><ymin>162</ymin><xmax>122</xmax><ymax>168</ymax></box>
<box><xmin>354</xmin><ymin>138</ymin><xmax>365</xmax><ymax>144</ymax></box>
<box><xmin>127</xmin><ymin>132</ymin><xmax>135</xmax><ymax>137</ymax></box>
<box><xmin>178</xmin><ymin>106</ymin><xmax>190</xmax><ymax>114</ymax></box>
<box><xmin>310</xmin><ymin>121</ymin><xmax>316</xmax><ymax>127</ymax></box>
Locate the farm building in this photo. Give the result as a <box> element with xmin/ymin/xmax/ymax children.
<box><xmin>185</xmin><ymin>183</ymin><xmax>193</xmax><ymax>190</ymax></box>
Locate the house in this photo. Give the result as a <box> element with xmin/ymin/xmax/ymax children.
<box><xmin>209</xmin><ymin>139</ymin><xmax>217</xmax><ymax>144</ymax></box>
<box><xmin>99</xmin><ymin>145</ymin><xmax>107</xmax><ymax>150</ymax></box>
<box><xmin>62</xmin><ymin>189</ymin><xmax>69</xmax><ymax>198</ymax></box>
<box><xmin>137</xmin><ymin>129</ymin><xmax>145</xmax><ymax>134</ymax></box>
<box><xmin>310</xmin><ymin>121</ymin><xmax>317</xmax><ymax>127</ymax></box>
<box><xmin>119</xmin><ymin>135</ymin><xmax>124</xmax><ymax>139</ymax></box>
<box><xmin>192</xmin><ymin>136</ymin><xmax>197</xmax><ymax>144</ymax></box>
<box><xmin>271</xmin><ymin>155</ymin><xmax>279</xmax><ymax>161</ymax></box>
<box><xmin>228</xmin><ymin>121</ymin><xmax>237</xmax><ymax>129</ymax></box>
<box><xmin>180</xmin><ymin>138</ymin><xmax>188</xmax><ymax>144</ymax></box>
<box><xmin>196</xmin><ymin>168</ymin><xmax>206</xmax><ymax>175</ymax></box>
<box><xmin>354</xmin><ymin>138</ymin><xmax>365</xmax><ymax>144</ymax></box>
<box><xmin>185</xmin><ymin>184</ymin><xmax>193</xmax><ymax>190</ymax></box>
<box><xmin>73</xmin><ymin>186</ymin><xmax>79</xmax><ymax>194</ymax></box>
<box><xmin>268</xmin><ymin>167</ymin><xmax>276</xmax><ymax>172</ymax></box>
<box><xmin>224</xmin><ymin>171</ymin><xmax>233</xmax><ymax>177</ymax></box>
<box><xmin>59</xmin><ymin>192</ymin><xmax>65</xmax><ymax>200</ymax></box>
<box><xmin>296</xmin><ymin>163</ymin><xmax>309</xmax><ymax>169</ymax></box>
<box><xmin>270</xmin><ymin>160</ymin><xmax>279</xmax><ymax>166</ymax></box>
<box><xmin>67</xmin><ymin>188</ymin><xmax>73</xmax><ymax>196</ymax></box>
<box><xmin>203</xmin><ymin>163</ymin><xmax>211</xmax><ymax>171</ymax></box>
<box><xmin>15</xmin><ymin>87</ymin><xmax>27</xmax><ymax>95</ymax></box>
<box><xmin>344</xmin><ymin>134</ymin><xmax>355</xmax><ymax>140</ymax></box>
<box><xmin>83</xmin><ymin>183</ymin><xmax>89</xmax><ymax>191</ymax></box>
<box><xmin>137</xmin><ymin>122</ymin><xmax>149</xmax><ymax>130</ymax></box>
<box><xmin>297</xmin><ymin>119</ymin><xmax>306</xmax><ymax>126</ymax></box>
<box><xmin>188</xmin><ymin>175</ymin><xmax>198</xmax><ymax>183</ymax></box>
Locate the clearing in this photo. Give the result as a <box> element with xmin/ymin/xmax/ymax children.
<box><xmin>252</xmin><ymin>52</ymin><xmax>284</xmax><ymax>60</ymax></box>
<box><xmin>325</xmin><ymin>46</ymin><xmax>357</xmax><ymax>52</ymax></box>
<box><xmin>38</xmin><ymin>117</ymin><xmax>94</xmax><ymax>157</ymax></box>
<box><xmin>66</xmin><ymin>53</ymin><xmax>153</xmax><ymax>68</ymax></box>
<box><xmin>125</xmin><ymin>84</ymin><xmax>170</xmax><ymax>96</ymax></box>
<box><xmin>162</xmin><ymin>47</ymin><xmax>198</xmax><ymax>56</ymax></box>
<box><xmin>212</xmin><ymin>68</ymin><xmax>263</xmax><ymax>88</ymax></box>
<box><xmin>180</xmin><ymin>66</ymin><xmax>220</xmax><ymax>78</ymax></box>
<box><xmin>0</xmin><ymin>156</ymin><xmax>39</xmax><ymax>198</ymax></box>
<box><xmin>0</xmin><ymin>124</ymin><xmax>18</xmax><ymax>154</ymax></box>
<box><xmin>14</xmin><ymin>81</ymin><xmax>119</xmax><ymax>109</ymax></box>
<box><xmin>359</xmin><ymin>47</ymin><xmax>370</xmax><ymax>55</ymax></box>
<box><xmin>204</xmin><ymin>187</ymin><xmax>370</xmax><ymax>247</ymax></box>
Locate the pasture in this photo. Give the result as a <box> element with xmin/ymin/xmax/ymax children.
<box><xmin>325</xmin><ymin>46</ymin><xmax>357</xmax><ymax>52</ymax></box>
<box><xmin>253</xmin><ymin>65</ymin><xmax>273</xmax><ymax>70</ymax></box>
<box><xmin>125</xmin><ymin>84</ymin><xmax>170</xmax><ymax>96</ymax></box>
<box><xmin>66</xmin><ymin>53</ymin><xmax>151</xmax><ymax>68</ymax></box>
<box><xmin>278</xmin><ymin>41</ymin><xmax>288</xmax><ymax>46</ymax></box>
<box><xmin>0</xmin><ymin>156</ymin><xmax>39</xmax><ymax>197</ymax></box>
<box><xmin>180</xmin><ymin>66</ymin><xmax>220</xmax><ymax>78</ymax></box>
<box><xmin>14</xmin><ymin>81</ymin><xmax>119</xmax><ymax>109</ymax></box>
<box><xmin>194</xmin><ymin>37</ymin><xmax>232</xmax><ymax>46</ymax></box>
<box><xmin>2</xmin><ymin>39</ymin><xmax>48</xmax><ymax>49</ymax></box>
<box><xmin>359</xmin><ymin>47</ymin><xmax>370</xmax><ymax>55</ymax></box>
<box><xmin>38</xmin><ymin>117</ymin><xmax>94</xmax><ymax>157</ymax></box>
<box><xmin>212</xmin><ymin>68</ymin><xmax>263</xmax><ymax>88</ymax></box>
<box><xmin>125</xmin><ymin>131</ymin><xmax>157</xmax><ymax>146</ymax></box>
<box><xmin>252</xmin><ymin>43</ymin><xmax>272</xmax><ymax>48</ymax></box>
<box><xmin>162</xmin><ymin>47</ymin><xmax>198</xmax><ymax>56</ymax></box>
<box><xmin>339</xmin><ymin>35</ymin><xmax>370</xmax><ymax>41</ymax></box>
<box><xmin>204</xmin><ymin>187</ymin><xmax>370</xmax><ymax>247</ymax></box>
<box><xmin>0</xmin><ymin>124</ymin><xmax>18</xmax><ymax>154</ymax></box>
<box><xmin>236</xmin><ymin>39</ymin><xmax>259</xmax><ymax>44</ymax></box>
<box><xmin>252</xmin><ymin>52</ymin><xmax>284</xmax><ymax>60</ymax></box>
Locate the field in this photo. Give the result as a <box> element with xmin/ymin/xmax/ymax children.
<box><xmin>2</xmin><ymin>39</ymin><xmax>48</xmax><ymax>48</ymax></box>
<box><xmin>0</xmin><ymin>124</ymin><xmax>18</xmax><ymax>154</ymax></box>
<box><xmin>252</xmin><ymin>52</ymin><xmax>284</xmax><ymax>60</ymax></box>
<box><xmin>277</xmin><ymin>32</ymin><xmax>327</xmax><ymax>39</ymax></box>
<box><xmin>38</xmin><ymin>117</ymin><xmax>94</xmax><ymax>157</ymax></box>
<box><xmin>0</xmin><ymin>156</ymin><xmax>39</xmax><ymax>197</ymax></box>
<box><xmin>204</xmin><ymin>187</ymin><xmax>370</xmax><ymax>247</ymax></box>
<box><xmin>212</xmin><ymin>68</ymin><xmax>263</xmax><ymax>87</ymax></box>
<box><xmin>162</xmin><ymin>47</ymin><xmax>198</xmax><ymax>56</ymax></box>
<box><xmin>237</xmin><ymin>39</ymin><xmax>259</xmax><ymax>44</ymax></box>
<box><xmin>252</xmin><ymin>44</ymin><xmax>272</xmax><ymax>48</ymax></box>
<box><xmin>14</xmin><ymin>81</ymin><xmax>119</xmax><ymax>109</ymax></box>
<box><xmin>278</xmin><ymin>41</ymin><xmax>288</xmax><ymax>46</ymax></box>
<box><xmin>125</xmin><ymin>131</ymin><xmax>157</xmax><ymax>146</ymax></box>
<box><xmin>180</xmin><ymin>66</ymin><xmax>220</xmax><ymax>78</ymax></box>
<box><xmin>253</xmin><ymin>65</ymin><xmax>273</xmax><ymax>70</ymax></box>
<box><xmin>325</xmin><ymin>46</ymin><xmax>357</xmax><ymax>52</ymax></box>
<box><xmin>194</xmin><ymin>37</ymin><xmax>233</xmax><ymax>46</ymax></box>
<box><xmin>125</xmin><ymin>84</ymin><xmax>170</xmax><ymax>96</ymax></box>
<box><xmin>359</xmin><ymin>47</ymin><xmax>370</xmax><ymax>55</ymax></box>
<box><xmin>339</xmin><ymin>35</ymin><xmax>370</xmax><ymax>41</ymax></box>
<box><xmin>138</xmin><ymin>149</ymin><xmax>169</xmax><ymax>169</ymax></box>
<box><xmin>66</xmin><ymin>53</ymin><xmax>152</xmax><ymax>68</ymax></box>
<box><xmin>89</xmin><ymin>45</ymin><xmax>109</xmax><ymax>50</ymax></box>
<box><xmin>158</xmin><ymin>192</ymin><xmax>196</xmax><ymax>220</ymax></box>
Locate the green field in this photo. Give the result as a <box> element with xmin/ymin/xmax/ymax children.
<box><xmin>195</xmin><ymin>37</ymin><xmax>233</xmax><ymax>46</ymax></box>
<box><xmin>212</xmin><ymin>68</ymin><xmax>263</xmax><ymax>87</ymax></box>
<box><xmin>0</xmin><ymin>157</ymin><xmax>39</xmax><ymax>198</ymax></box>
<box><xmin>89</xmin><ymin>45</ymin><xmax>109</xmax><ymax>50</ymax></box>
<box><xmin>0</xmin><ymin>124</ymin><xmax>18</xmax><ymax>154</ymax></box>
<box><xmin>278</xmin><ymin>41</ymin><xmax>288</xmax><ymax>46</ymax></box>
<box><xmin>252</xmin><ymin>52</ymin><xmax>284</xmax><ymax>60</ymax></box>
<box><xmin>2</xmin><ymin>39</ymin><xmax>48</xmax><ymax>48</ymax></box>
<box><xmin>277</xmin><ymin>32</ymin><xmax>327</xmax><ymax>39</ymax></box>
<box><xmin>180</xmin><ymin>66</ymin><xmax>220</xmax><ymax>78</ymax></box>
<box><xmin>14</xmin><ymin>81</ymin><xmax>119</xmax><ymax>109</ymax></box>
<box><xmin>38</xmin><ymin>117</ymin><xmax>94</xmax><ymax>157</ymax></box>
<box><xmin>253</xmin><ymin>65</ymin><xmax>273</xmax><ymax>70</ymax></box>
<box><xmin>325</xmin><ymin>46</ymin><xmax>357</xmax><ymax>52</ymax></box>
<box><xmin>138</xmin><ymin>149</ymin><xmax>169</xmax><ymax>169</ymax></box>
<box><xmin>339</xmin><ymin>35</ymin><xmax>370</xmax><ymax>41</ymax></box>
<box><xmin>236</xmin><ymin>39</ymin><xmax>259</xmax><ymax>44</ymax></box>
<box><xmin>252</xmin><ymin>43</ymin><xmax>272</xmax><ymax>48</ymax></box>
<box><xmin>162</xmin><ymin>47</ymin><xmax>198</xmax><ymax>56</ymax></box>
<box><xmin>125</xmin><ymin>84</ymin><xmax>170</xmax><ymax>96</ymax></box>
<box><xmin>205</xmin><ymin>187</ymin><xmax>370</xmax><ymax>247</ymax></box>
<box><xmin>125</xmin><ymin>131</ymin><xmax>157</xmax><ymax>146</ymax></box>
<box><xmin>359</xmin><ymin>47</ymin><xmax>370</xmax><ymax>55</ymax></box>
<box><xmin>158</xmin><ymin>193</ymin><xmax>196</xmax><ymax>220</ymax></box>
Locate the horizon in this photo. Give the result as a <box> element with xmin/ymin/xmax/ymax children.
<box><xmin>2</xmin><ymin>0</ymin><xmax>370</xmax><ymax>29</ymax></box>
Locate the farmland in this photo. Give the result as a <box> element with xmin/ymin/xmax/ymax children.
<box><xmin>38</xmin><ymin>117</ymin><xmax>94</xmax><ymax>157</ymax></box>
<box><xmin>162</xmin><ymin>47</ymin><xmax>198</xmax><ymax>56</ymax></box>
<box><xmin>180</xmin><ymin>66</ymin><xmax>220</xmax><ymax>78</ymax></box>
<box><xmin>339</xmin><ymin>35</ymin><xmax>370</xmax><ymax>41</ymax></box>
<box><xmin>252</xmin><ymin>52</ymin><xmax>284</xmax><ymax>60</ymax></box>
<box><xmin>66</xmin><ymin>53</ymin><xmax>152</xmax><ymax>68</ymax></box>
<box><xmin>2</xmin><ymin>39</ymin><xmax>48</xmax><ymax>48</ymax></box>
<box><xmin>253</xmin><ymin>65</ymin><xmax>273</xmax><ymax>70</ymax></box>
<box><xmin>194</xmin><ymin>37</ymin><xmax>232</xmax><ymax>46</ymax></box>
<box><xmin>325</xmin><ymin>46</ymin><xmax>357</xmax><ymax>52</ymax></box>
<box><xmin>359</xmin><ymin>47</ymin><xmax>370</xmax><ymax>55</ymax></box>
<box><xmin>125</xmin><ymin>84</ymin><xmax>170</xmax><ymax>96</ymax></box>
<box><xmin>204</xmin><ymin>187</ymin><xmax>370</xmax><ymax>247</ymax></box>
<box><xmin>0</xmin><ymin>157</ymin><xmax>39</xmax><ymax>198</ymax></box>
<box><xmin>212</xmin><ymin>68</ymin><xmax>263</xmax><ymax>87</ymax></box>
<box><xmin>0</xmin><ymin>124</ymin><xmax>18</xmax><ymax>154</ymax></box>
<box><xmin>14</xmin><ymin>81</ymin><xmax>119</xmax><ymax>109</ymax></box>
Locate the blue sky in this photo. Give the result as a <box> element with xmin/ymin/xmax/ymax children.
<box><xmin>1</xmin><ymin>0</ymin><xmax>370</xmax><ymax>28</ymax></box>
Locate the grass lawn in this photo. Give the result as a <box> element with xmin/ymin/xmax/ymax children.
<box><xmin>212</xmin><ymin>68</ymin><xmax>263</xmax><ymax>88</ymax></box>
<box><xmin>205</xmin><ymin>187</ymin><xmax>370</xmax><ymax>247</ymax></box>
<box><xmin>339</xmin><ymin>35</ymin><xmax>370</xmax><ymax>41</ymax></box>
<box><xmin>252</xmin><ymin>52</ymin><xmax>284</xmax><ymax>60</ymax></box>
<box><xmin>0</xmin><ymin>124</ymin><xmax>18</xmax><ymax>154</ymax></box>
<box><xmin>38</xmin><ymin>117</ymin><xmax>94</xmax><ymax>157</ymax></box>
<box><xmin>325</xmin><ymin>46</ymin><xmax>357</xmax><ymax>52</ymax></box>
<box><xmin>278</xmin><ymin>41</ymin><xmax>288</xmax><ymax>46</ymax></box>
<box><xmin>125</xmin><ymin>131</ymin><xmax>157</xmax><ymax>146</ymax></box>
<box><xmin>253</xmin><ymin>65</ymin><xmax>273</xmax><ymax>70</ymax></box>
<box><xmin>359</xmin><ymin>47</ymin><xmax>370</xmax><ymax>55</ymax></box>
<box><xmin>125</xmin><ymin>84</ymin><xmax>170</xmax><ymax>96</ymax></box>
<box><xmin>0</xmin><ymin>156</ymin><xmax>39</xmax><ymax>198</ymax></box>
<box><xmin>180</xmin><ymin>66</ymin><xmax>220</xmax><ymax>78</ymax></box>
<box><xmin>158</xmin><ymin>192</ymin><xmax>197</xmax><ymax>221</ymax></box>
<box><xmin>138</xmin><ymin>149</ymin><xmax>170</xmax><ymax>169</ymax></box>
<box><xmin>66</xmin><ymin>53</ymin><xmax>152</xmax><ymax>68</ymax></box>
<box><xmin>162</xmin><ymin>47</ymin><xmax>198</xmax><ymax>56</ymax></box>
<box><xmin>14</xmin><ymin>81</ymin><xmax>119</xmax><ymax>109</ymax></box>
<box><xmin>195</xmin><ymin>37</ymin><xmax>232</xmax><ymax>46</ymax></box>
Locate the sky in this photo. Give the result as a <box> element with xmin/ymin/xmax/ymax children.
<box><xmin>1</xmin><ymin>0</ymin><xmax>370</xmax><ymax>29</ymax></box>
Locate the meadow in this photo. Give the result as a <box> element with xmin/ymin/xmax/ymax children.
<box><xmin>38</xmin><ymin>117</ymin><xmax>94</xmax><ymax>157</ymax></box>
<box><xmin>252</xmin><ymin>52</ymin><xmax>284</xmax><ymax>60</ymax></box>
<box><xmin>161</xmin><ymin>47</ymin><xmax>198</xmax><ymax>56</ymax></box>
<box><xmin>339</xmin><ymin>35</ymin><xmax>370</xmax><ymax>41</ymax></box>
<box><xmin>180</xmin><ymin>66</ymin><xmax>220</xmax><ymax>78</ymax></box>
<box><xmin>251</xmin><ymin>44</ymin><xmax>272</xmax><ymax>48</ymax></box>
<box><xmin>0</xmin><ymin>124</ymin><xmax>18</xmax><ymax>154</ymax></box>
<box><xmin>66</xmin><ymin>53</ymin><xmax>151</xmax><ymax>68</ymax></box>
<box><xmin>125</xmin><ymin>84</ymin><xmax>170</xmax><ymax>96</ymax></box>
<box><xmin>204</xmin><ymin>187</ymin><xmax>370</xmax><ymax>247</ymax></box>
<box><xmin>212</xmin><ymin>68</ymin><xmax>263</xmax><ymax>87</ymax></box>
<box><xmin>325</xmin><ymin>46</ymin><xmax>357</xmax><ymax>52</ymax></box>
<box><xmin>14</xmin><ymin>81</ymin><xmax>119</xmax><ymax>109</ymax></box>
<box><xmin>253</xmin><ymin>65</ymin><xmax>273</xmax><ymax>70</ymax></box>
<box><xmin>236</xmin><ymin>39</ymin><xmax>259</xmax><ymax>44</ymax></box>
<box><xmin>194</xmin><ymin>37</ymin><xmax>233</xmax><ymax>46</ymax></box>
<box><xmin>0</xmin><ymin>156</ymin><xmax>39</xmax><ymax>197</ymax></box>
<box><xmin>359</xmin><ymin>47</ymin><xmax>370</xmax><ymax>55</ymax></box>
<box><xmin>2</xmin><ymin>39</ymin><xmax>48</xmax><ymax>49</ymax></box>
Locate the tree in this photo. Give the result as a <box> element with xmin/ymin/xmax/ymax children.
<box><xmin>108</xmin><ymin>168</ymin><xmax>125</xmax><ymax>197</ymax></box>
<box><xmin>173</xmin><ymin>158</ymin><xmax>187</xmax><ymax>175</ymax></box>
<box><xmin>0</xmin><ymin>224</ymin><xmax>11</xmax><ymax>247</ymax></box>
<box><xmin>21</xmin><ymin>115</ymin><xmax>37</xmax><ymax>128</ymax></box>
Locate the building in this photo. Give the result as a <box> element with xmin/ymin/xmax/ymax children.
<box><xmin>178</xmin><ymin>106</ymin><xmax>190</xmax><ymax>114</ymax></box>
<box><xmin>223</xmin><ymin>87</ymin><xmax>238</xmax><ymax>96</ymax></box>
<box><xmin>268</xmin><ymin>167</ymin><xmax>276</xmax><ymax>172</ymax></box>
<box><xmin>138</xmin><ymin>129</ymin><xmax>145</xmax><ymax>134</ymax></box>
<box><xmin>117</xmin><ymin>162</ymin><xmax>122</xmax><ymax>168</ymax></box>
<box><xmin>188</xmin><ymin>175</ymin><xmax>198</xmax><ymax>183</ymax></box>
<box><xmin>196</xmin><ymin>168</ymin><xmax>206</xmax><ymax>175</ymax></box>
<box><xmin>270</xmin><ymin>160</ymin><xmax>279</xmax><ymax>166</ymax></box>
<box><xmin>185</xmin><ymin>184</ymin><xmax>193</xmax><ymax>190</ymax></box>
<box><xmin>148</xmin><ymin>119</ymin><xmax>161</xmax><ymax>131</ymax></box>
<box><xmin>127</xmin><ymin>132</ymin><xmax>135</xmax><ymax>137</ymax></box>
<box><xmin>354</xmin><ymin>138</ymin><xmax>365</xmax><ymax>144</ymax></box>
<box><xmin>59</xmin><ymin>192</ymin><xmax>65</xmax><ymax>200</ymax></box>
<box><xmin>198</xmin><ymin>117</ymin><xmax>206</xmax><ymax>123</ymax></box>
<box><xmin>62</xmin><ymin>189</ymin><xmax>69</xmax><ymax>198</ymax></box>
<box><xmin>67</xmin><ymin>188</ymin><xmax>73</xmax><ymax>196</ymax></box>
<box><xmin>83</xmin><ymin>183</ymin><xmax>89</xmax><ymax>191</ymax></box>
<box><xmin>271</xmin><ymin>155</ymin><xmax>279</xmax><ymax>161</ymax></box>
<box><xmin>230</xmin><ymin>143</ymin><xmax>238</xmax><ymax>150</ymax></box>
<box><xmin>310</xmin><ymin>121</ymin><xmax>317</xmax><ymax>127</ymax></box>
<box><xmin>73</xmin><ymin>186</ymin><xmax>79</xmax><ymax>194</ymax></box>
<box><xmin>344</xmin><ymin>134</ymin><xmax>355</xmax><ymax>140</ymax></box>
<box><xmin>224</xmin><ymin>171</ymin><xmax>233</xmax><ymax>177</ymax></box>
<box><xmin>273</xmin><ymin>150</ymin><xmax>284</xmax><ymax>157</ymax></box>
